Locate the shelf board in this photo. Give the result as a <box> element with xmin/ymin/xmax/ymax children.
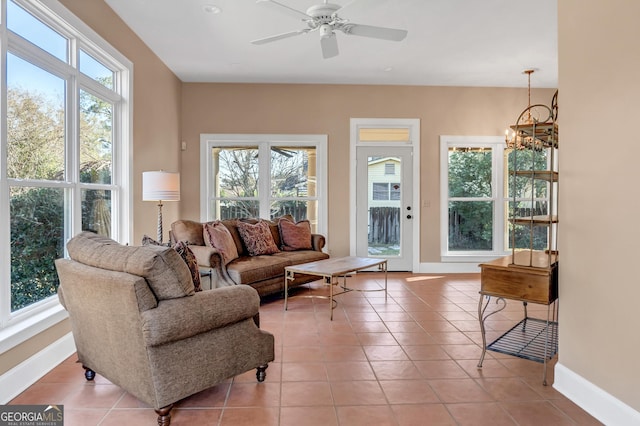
<box><xmin>510</xmin><ymin>215</ymin><xmax>558</xmax><ymax>225</ymax></box>
<box><xmin>510</xmin><ymin>122</ymin><xmax>558</xmax><ymax>148</ymax></box>
<box><xmin>487</xmin><ymin>317</ymin><xmax>558</xmax><ymax>363</ymax></box>
<box><xmin>512</xmin><ymin>170</ymin><xmax>558</xmax><ymax>182</ymax></box>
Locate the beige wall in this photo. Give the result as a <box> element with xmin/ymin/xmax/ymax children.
<box><xmin>181</xmin><ymin>83</ymin><xmax>554</xmax><ymax>260</ymax></box>
<box><xmin>558</xmin><ymin>0</ymin><xmax>640</xmax><ymax>411</ymax></box>
<box><xmin>6</xmin><ymin>0</ymin><xmax>638</xmax><ymax>417</ymax></box>
<box><xmin>0</xmin><ymin>0</ymin><xmax>181</xmax><ymax>378</ymax></box>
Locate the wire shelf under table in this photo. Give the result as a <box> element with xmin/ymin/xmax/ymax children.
<box><xmin>487</xmin><ymin>317</ymin><xmax>558</xmax><ymax>363</ymax></box>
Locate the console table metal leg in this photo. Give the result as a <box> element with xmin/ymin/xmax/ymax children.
<box><xmin>477</xmin><ymin>295</ymin><xmax>507</xmax><ymax>368</ymax></box>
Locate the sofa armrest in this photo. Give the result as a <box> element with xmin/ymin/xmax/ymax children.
<box><xmin>189</xmin><ymin>245</ymin><xmax>223</xmax><ymax>270</ymax></box>
<box><xmin>141</xmin><ymin>285</ymin><xmax>260</xmax><ymax>347</ymax></box>
<box><xmin>311</xmin><ymin>234</ymin><xmax>326</xmax><ymax>252</ymax></box>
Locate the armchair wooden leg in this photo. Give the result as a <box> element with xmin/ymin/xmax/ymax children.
<box><xmin>82</xmin><ymin>366</ymin><xmax>95</xmax><ymax>381</ymax></box>
<box><xmin>256</xmin><ymin>364</ymin><xmax>268</xmax><ymax>382</ymax></box>
<box><xmin>155</xmin><ymin>404</ymin><xmax>173</xmax><ymax>426</ymax></box>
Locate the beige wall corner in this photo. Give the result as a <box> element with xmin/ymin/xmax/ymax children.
<box><xmin>557</xmin><ymin>0</ymin><xmax>640</xmax><ymax>418</ymax></box>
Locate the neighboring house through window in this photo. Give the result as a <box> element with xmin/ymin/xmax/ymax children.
<box><xmin>0</xmin><ymin>0</ymin><xmax>132</xmax><ymax>342</ymax></box>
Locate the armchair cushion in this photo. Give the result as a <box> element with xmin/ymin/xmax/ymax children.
<box><xmin>67</xmin><ymin>232</ymin><xmax>195</xmax><ymax>300</ymax></box>
<box><xmin>140</xmin><ymin>285</ymin><xmax>260</xmax><ymax>346</ymax></box>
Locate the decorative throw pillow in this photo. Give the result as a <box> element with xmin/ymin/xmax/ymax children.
<box><xmin>203</xmin><ymin>221</ymin><xmax>239</xmax><ymax>265</ymax></box>
<box><xmin>278</xmin><ymin>218</ymin><xmax>312</xmax><ymax>251</ymax></box>
<box><xmin>142</xmin><ymin>234</ymin><xmax>202</xmax><ymax>292</ymax></box>
<box><xmin>172</xmin><ymin>241</ymin><xmax>202</xmax><ymax>292</ymax></box>
<box><xmin>236</xmin><ymin>220</ymin><xmax>280</xmax><ymax>256</ymax></box>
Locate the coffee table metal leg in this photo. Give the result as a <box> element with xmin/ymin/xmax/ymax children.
<box><xmin>284</xmin><ymin>270</ymin><xmax>291</xmax><ymax>311</ymax></box>
<box><xmin>329</xmin><ymin>275</ymin><xmax>333</xmax><ymax>320</ymax></box>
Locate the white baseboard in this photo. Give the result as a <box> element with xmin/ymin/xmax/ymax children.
<box><xmin>554</xmin><ymin>362</ymin><xmax>640</xmax><ymax>426</ymax></box>
<box><xmin>0</xmin><ymin>332</ymin><xmax>76</xmax><ymax>404</ymax></box>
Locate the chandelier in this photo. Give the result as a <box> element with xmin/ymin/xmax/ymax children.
<box><xmin>505</xmin><ymin>70</ymin><xmax>558</xmax><ymax>152</ymax></box>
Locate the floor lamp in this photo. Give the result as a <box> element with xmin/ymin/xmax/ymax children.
<box><xmin>142</xmin><ymin>171</ymin><xmax>180</xmax><ymax>244</ymax></box>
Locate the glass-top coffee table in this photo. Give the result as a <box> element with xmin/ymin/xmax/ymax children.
<box><xmin>284</xmin><ymin>256</ymin><xmax>388</xmax><ymax>320</ymax></box>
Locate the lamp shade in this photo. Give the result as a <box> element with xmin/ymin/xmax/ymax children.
<box><xmin>142</xmin><ymin>171</ymin><xmax>180</xmax><ymax>201</ymax></box>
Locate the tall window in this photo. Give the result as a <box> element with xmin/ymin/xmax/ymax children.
<box><xmin>201</xmin><ymin>135</ymin><xmax>327</xmax><ymax>235</ymax></box>
<box><xmin>440</xmin><ymin>136</ymin><xmax>550</xmax><ymax>259</ymax></box>
<box><xmin>1</xmin><ymin>0</ymin><xmax>131</xmax><ymax>329</ymax></box>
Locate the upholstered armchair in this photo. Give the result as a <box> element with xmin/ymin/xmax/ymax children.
<box><xmin>55</xmin><ymin>232</ymin><xmax>274</xmax><ymax>425</ymax></box>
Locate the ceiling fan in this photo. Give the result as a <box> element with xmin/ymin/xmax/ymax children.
<box><xmin>251</xmin><ymin>0</ymin><xmax>408</xmax><ymax>59</ymax></box>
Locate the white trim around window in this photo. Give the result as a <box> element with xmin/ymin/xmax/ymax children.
<box><xmin>440</xmin><ymin>135</ymin><xmax>507</xmax><ymax>263</ymax></box>
<box><xmin>199</xmin><ymin>134</ymin><xmax>328</xmax><ymax>240</ymax></box>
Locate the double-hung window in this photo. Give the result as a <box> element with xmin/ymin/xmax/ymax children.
<box><xmin>440</xmin><ymin>135</ymin><xmax>552</xmax><ymax>261</ymax></box>
<box><xmin>1</xmin><ymin>0</ymin><xmax>131</xmax><ymax>337</ymax></box>
<box><xmin>200</xmin><ymin>134</ymin><xmax>327</xmax><ymax>236</ymax></box>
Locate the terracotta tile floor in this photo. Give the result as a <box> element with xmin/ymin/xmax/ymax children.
<box><xmin>11</xmin><ymin>272</ymin><xmax>603</xmax><ymax>425</ymax></box>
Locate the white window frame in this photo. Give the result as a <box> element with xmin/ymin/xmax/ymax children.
<box><xmin>440</xmin><ymin>135</ymin><xmax>506</xmax><ymax>263</ymax></box>
<box><xmin>0</xmin><ymin>0</ymin><xmax>132</xmax><ymax>352</ymax></box>
<box><xmin>199</xmin><ymin>134</ymin><xmax>328</xmax><ymax>239</ymax></box>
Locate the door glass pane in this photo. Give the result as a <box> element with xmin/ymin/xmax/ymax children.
<box><xmin>79</xmin><ymin>50</ymin><xmax>114</xmax><ymax>89</ymax></box>
<box><xmin>80</xmin><ymin>90</ymin><xmax>113</xmax><ymax>184</ymax></box>
<box><xmin>448</xmin><ymin>201</ymin><xmax>493</xmax><ymax>250</ymax></box>
<box><xmin>7</xmin><ymin>0</ymin><xmax>68</xmax><ymax>62</ymax></box>
<box><xmin>7</xmin><ymin>53</ymin><xmax>65</xmax><ymax>180</ymax></box>
<box><xmin>448</xmin><ymin>147</ymin><xmax>492</xmax><ymax>197</ymax></box>
<box><xmin>82</xmin><ymin>189</ymin><xmax>111</xmax><ymax>236</ymax></box>
<box><xmin>368</xmin><ymin>156</ymin><xmax>401</xmax><ymax>257</ymax></box>
<box><xmin>10</xmin><ymin>186</ymin><xmax>64</xmax><ymax>311</ymax></box>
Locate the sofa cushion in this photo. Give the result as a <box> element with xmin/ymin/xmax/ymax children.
<box><xmin>171</xmin><ymin>219</ymin><xmax>205</xmax><ymax>246</ymax></box>
<box><xmin>278</xmin><ymin>218</ymin><xmax>312</xmax><ymax>251</ymax></box>
<box><xmin>226</xmin><ymin>250</ymin><xmax>329</xmax><ymax>285</ymax></box>
<box><xmin>67</xmin><ymin>232</ymin><xmax>195</xmax><ymax>300</ymax></box>
<box><xmin>203</xmin><ymin>221</ymin><xmax>239</xmax><ymax>265</ymax></box>
<box><xmin>237</xmin><ymin>220</ymin><xmax>280</xmax><ymax>256</ymax></box>
<box><xmin>142</xmin><ymin>235</ymin><xmax>203</xmax><ymax>292</ymax></box>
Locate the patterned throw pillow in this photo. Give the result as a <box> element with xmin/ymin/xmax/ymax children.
<box><xmin>172</xmin><ymin>241</ymin><xmax>202</xmax><ymax>292</ymax></box>
<box><xmin>236</xmin><ymin>220</ymin><xmax>280</xmax><ymax>256</ymax></box>
<box><xmin>203</xmin><ymin>221</ymin><xmax>240</xmax><ymax>265</ymax></box>
<box><xmin>278</xmin><ymin>218</ymin><xmax>312</xmax><ymax>251</ymax></box>
<box><xmin>142</xmin><ymin>235</ymin><xmax>202</xmax><ymax>292</ymax></box>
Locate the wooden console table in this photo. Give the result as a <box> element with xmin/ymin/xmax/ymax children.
<box><xmin>477</xmin><ymin>251</ymin><xmax>558</xmax><ymax>385</ymax></box>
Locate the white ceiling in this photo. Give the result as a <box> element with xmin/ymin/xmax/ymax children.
<box><xmin>104</xmin><ymin>0</ymin><xmax>558</xmax><ymax>88</ymax></box>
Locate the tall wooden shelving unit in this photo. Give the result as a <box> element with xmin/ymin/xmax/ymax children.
<box><xmin>477</xmin><ymin>85</ymin><xmax>559</xmax><ymax>385</ymax></box>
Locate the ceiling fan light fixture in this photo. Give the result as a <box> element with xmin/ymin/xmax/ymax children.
<box><xmin>319</xmin><ymin>24</ymin><xmax>333</xmax><ymax>38</ymax></box>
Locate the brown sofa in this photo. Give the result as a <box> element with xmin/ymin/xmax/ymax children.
<box><xmin>55</xmin><ymin>232</ymin><xmax>274</xmax><ymax>425</ymax></box>
<box><xmin>170</xmin><ymin>217</ymin><xmax>330</xmax><ymax>296</ymax></box>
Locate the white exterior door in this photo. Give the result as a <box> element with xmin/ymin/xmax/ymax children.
<box><xmin>355</xmin><ymin>146</ymin><xmax>414</xmax><ymax>271</ymax></box>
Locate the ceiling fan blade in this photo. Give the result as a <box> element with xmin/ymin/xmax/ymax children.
<box><xmin>337</xmin><ymin>0</ymin><xmax>388</xmax><ymax>17</ymax></box>
<box><xmin>342</xmin><ymin>23</ymin><xmax>407</xmax><ymax>41</ymax></box>
<box><xmin>251</xmin><ymin>29</ymin><xmax>308</xmax><ymax>45</ymax></box>
<box><xmin>320</xmin><ymin>34</ymin><xmax>339</xmax><ymax>59</ymax></box>
<box><xmin>256</xmin><ymin>0</ymin><xmax>311</xmax><ymax>21</ymax></box>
